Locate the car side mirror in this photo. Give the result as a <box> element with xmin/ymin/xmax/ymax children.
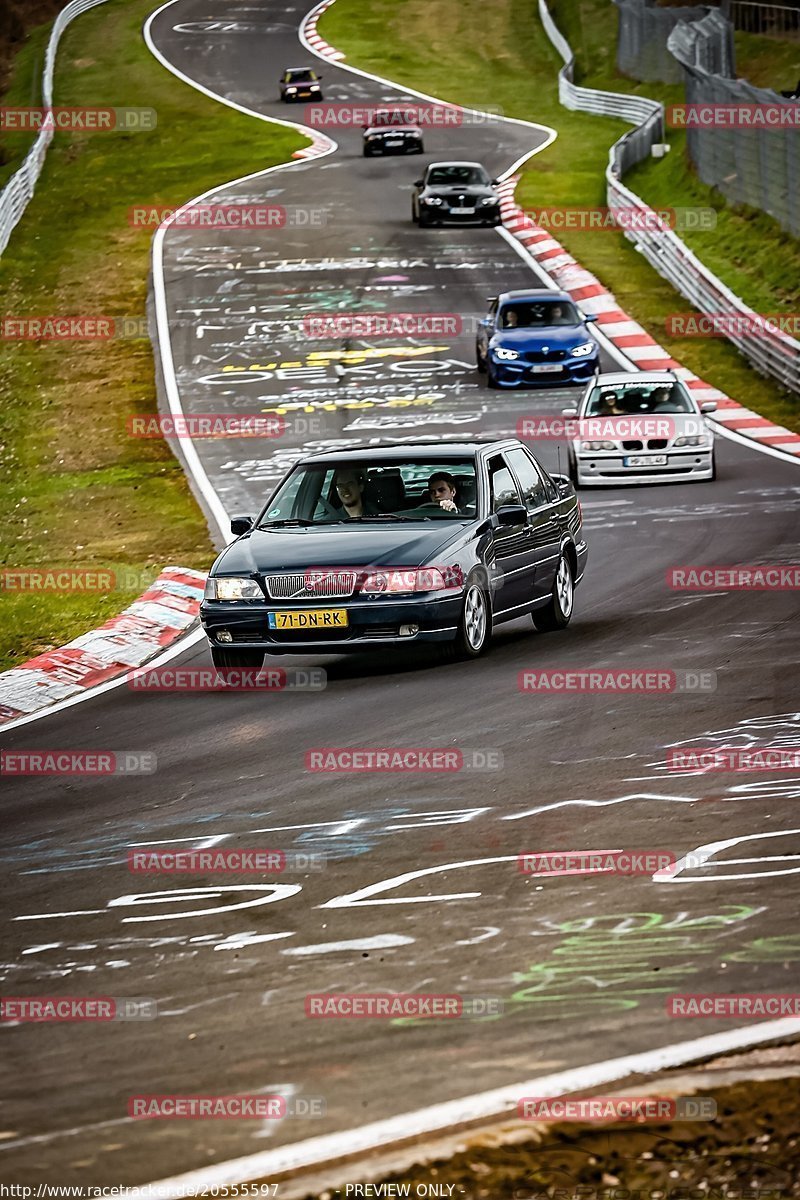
<box><xmin>562</xmin><ymin>406</ymin><xmax>578</xmax><ymax>417</ymax></box>
<box><xmin>413</xmin><ymin>179</ymin><xmax>424</xmax><ymax>187</ymax></box>
<box><xmin>230</xmin><ymin>515</ymin><xmax>253</xmax><ymax>536</ymax></box>
<box><xmin>582</xmin><ymin>312</ymin><xmax>598</xmax><ymax>322</ymax></box>
<box><xmin>495</xmin><ymin>504</ymin><xmax>527</xmax><ymax>527</ymax></box>
<box><xmin>700</xmin><ymin>401</ymin><xmax>717</xmax><ymax>413</ymax></box>
<box><xmin>491</xmin><ymin>178</ymin><xmax>500</xmax><ymax>185</ymax></box>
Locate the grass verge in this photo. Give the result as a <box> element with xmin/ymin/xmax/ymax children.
<box><xmin>319</xmin><ymin>0</ymin><xmax>799</xmax><ymax>433</ymax></box>
<box><xmin>0</xmin><ymin>0</ymin><xmax>305</xmax><ymax>671</ymax></box>
<box><xmin>302</xmin><ymin>1072</ymin><xmax>800</xmax><ymax>1199</ymax></box>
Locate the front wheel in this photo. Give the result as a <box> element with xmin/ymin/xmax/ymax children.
<box><xmin>487</xmin><ymin>366</ymin><xmax>501</xmax><ymax>389</ymax></box>
<box><xmin>211</xmin><ymin>646</ymin><xmax>265</xmax><ymax>669</ymax></box>
<box><xmin>476</xmin><ymin>342</ymin><xmax>487</xmax><ymax>374</ymax></box>
<box><xmin>532</xmin><ymin>553</ymin><xmax>574</xmax><ymax>632</ymax></box>
<box><xmin>440</xmin><ymin>581</ymin><xmax>491</xmax><ymax>661</ymax></box>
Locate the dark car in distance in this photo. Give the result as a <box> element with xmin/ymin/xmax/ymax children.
<box><xmin>201</xmin><ymin>441</ymin><xmax>587</xmax><ymax>666</ymax></box>
<box><xmin>476</xmin><ymin>289</ymin><xmax>600</xmax><ymax>388</ymax></box>
<box><xmin>363</xmin><ymin>108</ymin><xmax>424</xmax><ymax>156</ymax></box>
<box><xmin>279</xmin><ymin>67</ymin><xmax>323</xmax><ymax>102</ymax></box>
<box><xmin>412</xmin><ymin>162</ymin><xmax>501</xmax><ymax>227</ymax></box>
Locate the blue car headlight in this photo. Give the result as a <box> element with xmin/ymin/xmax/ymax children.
<box><xmin>494</xmin><ymin>346</ymin><xmax>519</xmax><ymax>361</ymax></box>
<box><xmin>570</xmin><ymin>341</ymin><xmax>596</xmax><ymax>358</ymax></box>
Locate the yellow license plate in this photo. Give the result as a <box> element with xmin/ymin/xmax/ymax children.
<box><xmin>268</xmin><ymin>609</ymin><xmax>349</xmax><ymax>630</ymax></box>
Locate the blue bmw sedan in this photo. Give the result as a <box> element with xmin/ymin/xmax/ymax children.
<box><xmin>476</xmin><ymin>289</ymin><xmax>600</xmax><ymax>388</ymax></box>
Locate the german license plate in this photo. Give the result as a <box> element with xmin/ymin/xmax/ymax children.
<box><xmin>450</xmin><ymin>206</ymin><xmax>475</xmax><ymax>214</ymax></box>
<box><xmin>385</xmin><ymin>138</ymin><xmax>403</xmax><ymax>146</ymax></box>
<box><xmin>268</xmin><ymin>609</ymin><xmax>349</xmax><ymax>630</ymax></box>
<box><xmin>623</xmin><ymin>455</ymin><xmax>667</xmax><ymax>467</ymax></box>
<box><xmin>531</xmin><ymin>363</ymin><xmax>562</xmax><ymax>373</ymax></box>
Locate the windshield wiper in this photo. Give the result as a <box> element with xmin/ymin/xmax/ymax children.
<box><xmin>343</xmin><ymin>514</ymin><xmax>429</xmax><ymax>522</ymax></box>
<box><xmin>256</xmin><ymin>518</ymin><xmax>319</xmax><ymax>529</ymax></box>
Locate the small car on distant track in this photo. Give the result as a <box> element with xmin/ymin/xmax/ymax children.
<box><xmin>476</xmin><ymin>289</ymin><xmax>599</xmax><ymax>388</ymax></box>
<box><xmin>564</xmin><ymin>370</ymin><xmax>718</xmax><ymax>487</ymax></box>
<box><xmin>279</xmin><ymin>67</ymin><xmax>323</xmax><ymax>102</ymax></box>
<box><xmin>411</xmin><ymin>161</ymin><xmax>501</xmax><ymax>227</ymax></box>
<box><xmin>201</xmin><ymin>440</ymin><xmax>587</xmax><ymax>667</ymax></box>
<box><xmin>363</xmin><ymin>108</ymin><xmax>424</xmax><ymax>156</ymax></box>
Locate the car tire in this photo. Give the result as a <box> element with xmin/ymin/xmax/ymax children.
<box><xmin>487</xmin><ymin>367</ymin><xmax>501</xmax><ymax>389</ymax></box>
<box><xmin>476</xmin><ymin>344</ymin><xmax>487</xmax><ymax>374</ymax></box>
<box><xmin>418</xmin><ymin>213</ymin><xmax>431</xmax><ymax>228</ymax></box>
<box><xmin>532</xmin><ymin>552</ymin><xmax>574</xmax><ymax>633</ymax></box>
<box><xmin>568</xmin><ymin>454</ymin><xmax>580</xmax><ymax>488</ymax></box>
<box><xmin>441</xmin><ymin>579</ymin><xmax>491</xmax><ymax>661</ymax></box>
<box><xmin>709</xmin><ymin>449</ymin><xmax>717</xmax><ymax>481</ymax></box>
<box><xmin>211</xmin><ymin>646</ymin><xmax>265</xmax><ymax>670</ymax></box>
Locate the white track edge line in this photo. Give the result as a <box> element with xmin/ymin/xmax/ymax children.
<box><xmin>149</xmin><ymin>1016</ymin><xmax>800</xmax><ymax>1192</ymax></box>
<box><xmin>0</xmin><ymin>2</ymin><xmax>340</xmax><ymax>736</ymax></box>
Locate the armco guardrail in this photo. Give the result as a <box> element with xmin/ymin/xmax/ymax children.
<box><xmin>670</xmin><ymin>13</ymin><xmax>800</xmax><ymax>240</ymax></box>
<box><xmin>0</xmin><ymin>0</ymin><xmax>111</xmax><ymax>257</ymax></box>
<box><xmin>537</xmin><ymin>0</ymin><xmax>800</xmax><ymax>396</ymax></box>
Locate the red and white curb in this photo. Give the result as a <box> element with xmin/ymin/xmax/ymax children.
<box><xmin>0</xmin><ymin>567</ymin><xmax>206</xmax><ymax>725</ymax></box>
<box><xmin>292</xmin><ymin>128</ymin><xmax>334</xmax><ymax>159</ymax></box>
<box><xmin>497</xmin><ymin>179</ymin><xmax>800</xmax><ymax>457</ymax></box>
<box><xmin>303</xmin><ymin>0</ymin><xmax>345</xmax><ymax>61</ymax></box>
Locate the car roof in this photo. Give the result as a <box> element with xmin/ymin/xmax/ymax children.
<box><xmin>285</xmin><ymin>66</ymin><xmax>316</xmax><ymax>73</ymax></box>
<box><xmin>498</xmin><ymin>289</ymin><xmax>572</xmax><ymax>303</ymax></box>
<box><xmin>426</xmin><ymin>161</ymin><xmax>486</xmax><ymax>169</ymax></box>
<box><xmin>300</xmin><ymin>440</ymin><xmax>523</xmax><ymax>464</ymax></box>
<box><xmin>591</xmin><ymin>371</ymin><xmax>679</xmax><ymax>384</ymax></box>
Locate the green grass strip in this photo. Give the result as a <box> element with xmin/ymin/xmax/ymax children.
<box><xmin>0</xmin><ymin>0</ymin><xmax>305</xmax><ymax>671</ymax></box>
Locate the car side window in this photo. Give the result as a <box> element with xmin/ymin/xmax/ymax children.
<box><xmin>505</xmin><ymin>448</ymin><xmax>549</xmax><ymax>510</ymax></box>
<box><xmin>488</xmin><ymin>456</ymin><xmax>523</xmax><ymax>513</ymax></box>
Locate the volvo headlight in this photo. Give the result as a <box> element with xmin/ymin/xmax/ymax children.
<box><xmin>205</xmin><ymin>576</ymin><xmax>262</xmax><ymax>601</ymax></box>
<box><xmin>570</xmin><ymin>341</ymin><xmax>595</xmax><ymax>357</ymax></box>
<box><xmin>494</xmin><ymin>346</ymin><xmax>519</xmax><ymax>361</ymax></box>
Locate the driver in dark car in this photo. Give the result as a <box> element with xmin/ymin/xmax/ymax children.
<box><xmin>427</xmin><ymin>471</ymin><xmax>463</xmax><ymax>513</ymax></box>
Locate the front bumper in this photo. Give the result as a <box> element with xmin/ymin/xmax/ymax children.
<box><xmin>574</xmin><ymin>446</ymin><xmax>714</xmax><ymax>486</ymax></box>
<box><xmin>421</xmin><ymin>204</ymin><xmax>500</xmax><ymax>224</ymax></box>
<box><xmin>490</xmin><ymin>353</ymin><xmax>599</xmax><ymax>387</ymax></box>
<box><xmin>201</xmin><ymin>593</ymin><xmax>463</xmax><ymax>655</ymax></box>
<box><xmin>282</xmin><ymin>89</ymin><xmax>321</xmax><ymax>101</ymax></box>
